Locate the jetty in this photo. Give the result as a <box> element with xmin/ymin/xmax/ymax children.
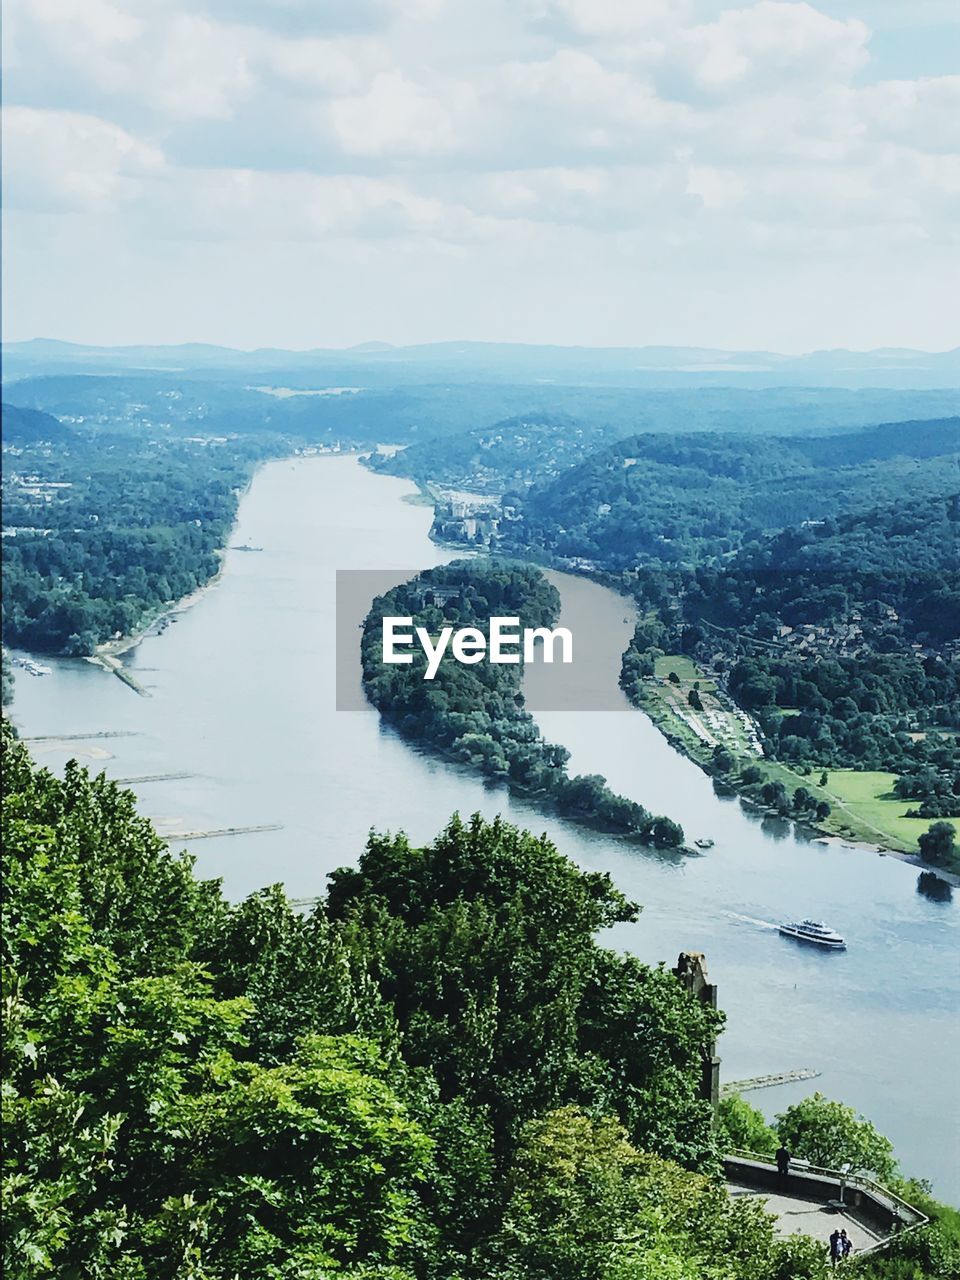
<box><xmin>115</xmin><ymin>772</ymin><xmax>194</xmax><ymax>785</ymax></box>
<box><xmin>721</xmin><ymin>1068</ymin><xmax>820</xmax><ymax>1096</ymax></box>
<box><xmin>161</xmin><ymin>823</ymin><xmax>283</xmax><ymax>842</ymax></box>
<box><xmin>23</xmin><ymin>731</ymin><xmax>140</xmax><ymax>743</ymax></box>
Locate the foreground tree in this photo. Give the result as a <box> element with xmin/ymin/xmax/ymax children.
<box><xmin>775</xmin><ymin>1094</ymin><xmax>897</xmax><ymax>1182</ymax></box>
<box><xmin>485</xmin><ymin>1106</ymin><xmax>828</xmax><ymax>1280</ymax></box>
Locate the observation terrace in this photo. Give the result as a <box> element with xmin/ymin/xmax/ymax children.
<box><xmin>724</xmin><ymin>1151</ymin><xmax>928</xmax><ymax>1259</ymax></box>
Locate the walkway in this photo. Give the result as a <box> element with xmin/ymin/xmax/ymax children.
<box><xmin>723</xmin><ymin>1153</ymin><xmax>926</xmax><ymax>1260</ymax></box>
<box><xmin>726</xmin><ymin>1181</ymin><xmax>878</xmax><ymax>1253</ymax></box>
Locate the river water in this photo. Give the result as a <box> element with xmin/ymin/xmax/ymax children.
<box><xmin>9</xmin><ymin>455</ymin><xmax>959</xmax><ymax>1201</ymax></box>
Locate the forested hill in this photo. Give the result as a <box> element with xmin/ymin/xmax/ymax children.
<box><xmin>801</xmin><ymin>417</ymin><xmax>960</xmax><ymax>464</ymax></box>
<box><xmin>619</xmin><ymin>489</ymin><xmax>960</xmax><ymax>810</ymax></box>
<box><xmin>1</xmin><ymin>403</ymin><xmax>69</xmax><ymax>443</ymax></box>
<box><xmin>505</xmin><ymin>417</ymin><xmax>960</xmax><ymax>567</ymax></box>
<box><xmin>364</xmin><ymin>411</ymin><xmax>616</xmax><ymax>492</ymax></box>
<box><xmin>2</xmin><ymin>425</ymin><xmax>283</xmax><ymax>654</ymax></box>
<box><xmin>720</xmin><ymin>493</ymin><xmax>960</xmax><ymax>643</ymax></box>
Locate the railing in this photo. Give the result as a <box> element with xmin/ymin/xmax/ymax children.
<box><xmin>724</xmin><ymin>1149</ymin><xmax>929</xmax><ymax>1257</ymax></box>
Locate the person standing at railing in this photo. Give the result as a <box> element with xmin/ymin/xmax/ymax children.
<box><xmin>776</xmin><ymin>1144</ymin><xmax>792</xmax><ymax>1177</ymax></box>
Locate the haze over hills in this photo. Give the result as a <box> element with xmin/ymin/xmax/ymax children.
<box><xmin>3</xmin><ymin>338</ymin><xmax>959</xmax><ymax>389</ymax></box>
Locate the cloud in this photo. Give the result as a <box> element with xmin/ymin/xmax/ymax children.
<box><xmin>3</xmin><ymin>0</ymin><xmax>958</xmax><ymax>348</ymax></box>
<box><xmin>674</xmin><ymin>2</ymin><xmax>870</xmax><ymax>98</ymax></box>
<box><xmin>328</xmin><ymin>72</ymin><xmax>461</xmax><ymax>156</ymax></box>
<box><xmin>2</xmin><ymin>106</ymin><xmax>164</xmax><ymax>212</ymax></box>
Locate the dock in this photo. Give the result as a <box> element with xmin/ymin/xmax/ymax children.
<box><xmin>161</xmin><ymin>823</ymin><xmax>283</xmax><ymax>842</ymax></box>
<box><xmin>721</xmin><ymin>1068</ymin><xmax>820</xmax><ymax>1096</ymax></box>
<box><xmin>23</xmin><ymin>731</ymin><xmax>140</xmax><ymax>743</ymax></box>
<box><xmin>115</xmin><ymin>772</ymin><xmax>194</xmax><ymax>785</ymax></box>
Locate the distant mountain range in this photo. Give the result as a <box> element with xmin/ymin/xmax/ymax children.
<box><xmin>2</xmin><ymin>338</ymin><xmax>958</xmax><ymax>389</ymax></box>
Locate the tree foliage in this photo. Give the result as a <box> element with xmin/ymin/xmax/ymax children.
<box><xmin>361</xmin><ymin>561</ymin><xmax>684</xmax><ymax>846</ymax></box>
<box><xmin>775</xmin><ymin>1094</ymin><xmax>898</xmax><ymax>1182</ymax></box>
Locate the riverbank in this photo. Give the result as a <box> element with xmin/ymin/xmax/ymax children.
<box><xmin>85</xmin><ymin>456</ymin><xmax>275</xmax><ymax>686</ymax></box>
<box><xmin>92</xmin><ymin>555</ymin><xmax>228</xmax><ymax>663</ymax></box>
<box><xmin>623</xmin><ymin>651</ymin><xmax>959</xmax><ymax>886</ymax></box>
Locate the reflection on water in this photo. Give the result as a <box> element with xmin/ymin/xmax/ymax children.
<box><xmin>917</xmin><ymin>872</ymin><xmax>953</xmax><ymax>904</ymax></box>
<box><xmin>9</xmin><ymin>454</ymin><xmax>959</xmax><ymax>1204</ymax></box>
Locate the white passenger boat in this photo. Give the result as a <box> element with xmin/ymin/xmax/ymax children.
<box><xmin>778</xmin><ymin>919</ymin><xmax>846</xmax><ymax>949</ymax></box>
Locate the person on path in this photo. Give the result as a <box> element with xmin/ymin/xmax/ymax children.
<box><xmin>841</xmin><ymin>1229</ymin><xmax>853</xmax><ymax>1262</ymax></box>
<box><xmin>829</xmin><ymin>1229</ymin><xmax>843</xmax><ymax>1268</ymax></box>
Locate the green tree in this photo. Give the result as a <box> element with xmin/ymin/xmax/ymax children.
<box><xmin>918</xmin><ymin>821</ymin><xmax>957</xmax><ymax>868</ymax></box>
<box><xmin>716</xmin><ymin>1096</ymin><xmax>777</xmax><ymax>1157</ymax></box>
<box><xmin>775</xmin><ymin>1094</ymin><xmax>897</xmax><ymax>1182</ymax></box>
<box><xmin>487</xmin><ymin>1107</ymin><xmax>828</xmax><ymax>1280</ymax></box>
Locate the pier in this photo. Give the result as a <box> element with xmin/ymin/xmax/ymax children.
<box><xmin>161</xmin><ymin>823</ymin><xmax>283</xmax><ymax>842</ymax></box>
<box><xmin>23</xmin><ymin>731</ymin><xmax>140</xmax><ymax>742</ymax></box>
<box><xmin>721</xmin><ymin>1068</ymin><xmax>820</xmax><ymax>1096</ymax></box>
<box><xmin>115</xmin><ymin>772</ymin><xmax>194</xmax><ymax>785</ymax></box>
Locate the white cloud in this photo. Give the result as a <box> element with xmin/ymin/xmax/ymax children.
<box><xmin>328</xmin><ymin>71</ymin><xmax>461</xmax><ymax>156</ymax></box>
<box><xmin>857</xmin><ymin>75</ymin><xmax>960</xmax><ymax>153</ymax></box>
<box><xmin>529</xmin><ymin>0</ymin><xmax>692</xmax><ymax>40</ymax></box>
<box><xmin>2</xmin><ymin>0</ymin><xmax>958</xmax><ymax>347</ymax></box>
<box><xmin>2</xmin><ymin>106</ymin><xmax>164</xmax><ymax>212</ymax></box>
<box><xmin>677</xmin><ymin>2</ymin><xmax>870</xmax><ymax>97</ymax></box>
<box><xmin>261</xmin><ymin>35</ymin><xmax>379</xmax><ymax>96</ymax></box>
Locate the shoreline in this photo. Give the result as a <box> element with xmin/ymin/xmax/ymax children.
<box><xmin>815</xmin><ymin>834</ymin><xmax>960</xmax><ymax>887</ymax></box>
<box><xmin>90</xmin><ymin>555</ymin><xmax>228</xmax><ymax>667</ymax></box>
<box><xmin>630</xmin><ymin>676</ymin><xmax>960</xmax><ymax>888</ymax></box>
<box><xmin>420</xmin><ymin>526</ymin><xmax>959</xmax><ymax>888</ymax></box>
<box><xmin>85</xmin><ymin>455</ymin><xmax>278</xmax><ymax>681</ymax></box>
<box><xmin>85</xmin><ymin>451</ymin><xmax>366</xmax><ymax>686</ymax></box>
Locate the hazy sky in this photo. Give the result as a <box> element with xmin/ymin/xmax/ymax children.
<box><xmin>3</xmin><ymin>0</ymin><xmax>959</xmax><ymax>351</ymax></box>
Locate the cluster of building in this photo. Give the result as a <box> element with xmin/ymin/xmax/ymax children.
<box><xmin>3</xmin><ymin>474</ymin><xmax>72</xmax><ymax>502</ymax></box>
<box><xmin>430</xmin><ymin>493</ymin><xmax>509</xmax><ymax>547</ymax></box>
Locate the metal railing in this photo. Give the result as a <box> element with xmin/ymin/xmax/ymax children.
<box><xmin>724</xmin><ymin>1149</ymin><xmax>929</xmax><ymax>1257</ymax></box>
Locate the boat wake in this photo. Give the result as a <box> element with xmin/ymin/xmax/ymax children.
<box><xmin>724</xmin><ymin>911</ymin><xmax>779</xmax><ymax>931</ymax></box>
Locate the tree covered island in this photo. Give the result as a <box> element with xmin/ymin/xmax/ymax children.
<box><xmin>361</xmin><ymin>561</ymin><xmax>684</xmax><ymax>847</ymax></box>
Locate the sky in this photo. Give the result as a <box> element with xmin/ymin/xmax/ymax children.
<box><xmin>2</xmin><ymin>0</ymin><xmax>959</xmax><ymax>352</ymax></box>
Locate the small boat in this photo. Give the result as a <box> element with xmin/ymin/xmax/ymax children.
<box><xmin>694</xmin><ymin>838</ymin><xmax>715</xmax><ymax>849</ymax></box>
<box><xmin>778</xmin><ymin>919</ymin><xmax>845</xmax><ymax>949</ymax></box>
<box><xmin>17</xmin><ymin>658</ymin><xmax>52</xmax><ymax>677</ymax></box>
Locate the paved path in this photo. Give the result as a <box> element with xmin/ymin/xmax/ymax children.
<box><xmin>727</xmin><ymin>1182</ymin><xmax>879</xmax><ymax>1254</ymax></box>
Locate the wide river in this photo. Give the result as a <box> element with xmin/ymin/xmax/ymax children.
<box><xmin>10</xmin><ymin>455</ymin><xmax>959</xmax><ymax>1202</ymax></box>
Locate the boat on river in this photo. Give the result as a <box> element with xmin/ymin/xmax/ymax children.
<box><xmin>14</xmin><ymin>658</ymin><xmax>52</xmax><ymax>676</ymax></box>
<box><xmin>778</xmin><ymin>919</ymin><xmax>846</xmax><ymax>949</ymax></box>
<box><xmin>694</xmin><ymin>838</ymin><xmax>715</xmax><ymax>849</ymax></box>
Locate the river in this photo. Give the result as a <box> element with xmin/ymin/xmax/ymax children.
<box><xmin>9</xmin><ymin>454</ymin><xmax>959</xmax><ymax>1202</ymax></box>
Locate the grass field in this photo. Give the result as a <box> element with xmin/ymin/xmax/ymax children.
<box><xmin>632</xmin><ymin>656</ymin><xmax>935</xmax><ymax>855</ymax></box>
<box><xmin>820</xmin><ymin>770</ymin><xmax>930</xmax><ymax>850</ymax></box>
<box><xmin>653</xmin><ymin>654</ymin><xmax>709</xmax><ymax>685</ymax></box>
